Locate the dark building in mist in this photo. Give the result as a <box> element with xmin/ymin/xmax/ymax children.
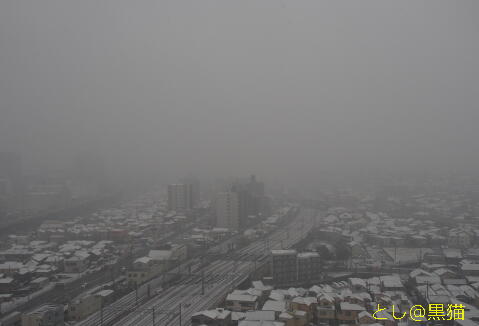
<box><xmin>229</xmin><ymin>175</ymin><xmax>270</xmax><ymax>227</ymax></box>
<box><xmin>230</xmin><ymin>184</ymin><xmax>253</xmax><ymax>228</ymax></box>
<box><xmin>271</xmin><ymin>250</ymin><xmax>298</xmax><ymax>284</ymax></box>
<box><xmin>271</xmin><ymin>250</ymin><xmax>321</xmax><ymax>285</ymax></box>
<box><xmin>297</xmin><ymin>252</ymin><xmax>321</xmax><ymax>282</ymax></box>
<box><xmin>167</xmin><ymin>184</ymin><xmax>194</xmax><ymax>211</ymax></box>
<box><xmin>180</xmin><ymin>176</ymin><xmax>200</xmax><ymax>206</ymax></box>
<box><xmin>215</xmin><ymin>191</ymin><xmax>239</xmax><ymax>230</ymax></box>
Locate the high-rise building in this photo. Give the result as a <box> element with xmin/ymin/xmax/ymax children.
<box><xmin>229</xmin><ymin>175</ymin><xmax>267</xmax><ymax>227</ymax></box>
<box><xmin>180</xmin><ymin>176</ymin><xmax>200</xmax><ymax>206</ymax></box>
<box><xmin>230</xmin><ymin>184</ymin><xmax>252</xmax><ymax>227</ymax></box>
<box><xmin>271</xmin><ymin>249</ymin><xmax>298</xmax><ymax>284</ymax></box>
<box><xmin>215</xmin><ymin>191</ymin><xmax>239</xmax><ymax>230</ymax></box>
<box><xmin>297</xmin><ymin>252</ymin><xmax>321</xmax><ymax>282</ymax></box>
<box><xmin>271</xmin><ymin>250</ymin><xmax>321</xmax><ymax>285</ymax></box>
<box><xmin>167</xmin><ymin>184</ymin><xmax>193</xmax><ymax>211</ymax></box>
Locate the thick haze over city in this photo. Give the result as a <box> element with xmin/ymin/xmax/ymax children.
<box><xmin>3</xmin><ymin>2</ymin><xmax>479</xmax><ymax>326</ymax></box>
<box><xmin>1</xmin><ymin>0</ymin><xmax>478</xmax><ymax>188</ymax></box>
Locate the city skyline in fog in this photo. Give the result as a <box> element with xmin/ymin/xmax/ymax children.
<box><xmin>1</xmin><ymin>1</ymin><xmax>479</xmax><ymax>188</ymax></box>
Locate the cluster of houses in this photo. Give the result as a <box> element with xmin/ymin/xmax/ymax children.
<box><xmin>127</xmin><ymin>243</ymin><xmax>188</xmax><ymax>286</ymax></box>
<box><xmin>192</xmin><ymin>272</ymin><xmax>479</xmax><ymax>326</ymax></box>
<box><xmin>0</xmin><ymin>238</ymin><xmax>118</xmax><ymax>314</ymax></box>
<box><xmin>320</xmin><ymin>209</ymin><xmax>478</xmax><ymax>252</ymax></box>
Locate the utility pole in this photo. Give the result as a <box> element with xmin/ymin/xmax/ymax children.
<box><xmin>201</xmin><ymin>269</ymin><xmax>205</xmax><ymax>295</ymax></box>
<box><xmin>179</xmin><ymin>303</ymin><xmax>182</xmax><ymax>326</ymax></box>
<box><xmin>135</xmin><ymin>283</ymin><xmax>139</xmax><ymax>306</ymax></box>
<box><xmin>426</xmin><ymin>281</ymin><xmax>429</xmax><ymax>300</ymax></box>
<box><xmin>110</xmin><ymin>266</ymin><xmax>115</xmax><ymax>291</ymax></box>
<box><xmin>152</xmin><ymin>307</ymin><xmax>155</xmax><ymax>326</ymax></box>
<box><xmin>394</xmin><ymin>246</ymin><xmax>397</xmax><ymax>265</ymax></box>
<box><xmin>100</xmin><ymin>302</ymin><xmax>104</xmax><ymax>326</ymax></box>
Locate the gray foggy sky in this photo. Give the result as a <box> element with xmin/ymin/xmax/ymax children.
<box><xmin>1</xmin><ymin>1</ymin><xmax>478</xmax><ymax>185</ymax></box>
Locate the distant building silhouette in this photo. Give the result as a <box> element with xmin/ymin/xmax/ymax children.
<box><xmin>167</xmin><ymin>184</ymin><xmax>194</xmax><ymax>211</ymax></box>
<box><xmin>215</xmin><ymin>191</ymin><xmax>239</xmax><ymax>230</ymax></box>
<box><xmin>180</xmin><ymin>176</ymin><xmax>200</xmax><ymax>206</ymax></box>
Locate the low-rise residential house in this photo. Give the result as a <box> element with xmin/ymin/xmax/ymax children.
<box><xmin>238</xmin><ymin>321</ymin><xmax>284</xmax><ymax>326</ymax></box>
<box><xmin>368</xmin><ymin>308</ymin><xmax>396</xmax><ymax>326</ymax></box>
<box><xmin>317</xmin><ymin>304</ymin><xmax>336</xmax><ymax>323</ymax></box>
<box><xmin>464</xmin><ymin>248</ymin><xmax>479</xmax><ymax>261</ymax></box>
<box><xmin>34</xmin><ymin>264</ymin><xmax>58</xmax><ymax>277</ymax></box>
<box><xmin>357</xmin><ymin>310</ymin><xmax>375</xmax><ymax>324</ymax></box>
<box><xmin>127</xmin><ymin>256</ymin><xmax>159</xmax><ymax>286</ymax></box>
<box><xmin>423</xmin><ymin>252</ymin><xmax>446</xmax><ymax>265</ymax></box>
<box><xmin>225</xmin><ymin>294</ymin><xmax>259</xmax><ymax>312</ymax></box>
<box><xmin>231</xmin><ymin>289</ymin><xmax>265</xmax><ymax>306</ymax></box>
<box><xmin>0</xmin><ymin>277</ymin><xmax>16</xmax><ymax>293</ymax></box>
<box><xmin>380</xmin><ymin>275</ymin><xmax>404</xmax><ymax>291</ymax></box>
<box><xmin>262</xmin><ymin>300</ymin><xmax>286</xmax><ymax>318</ymax></box>
<box><xmin>443</xmin><ymin>249</ymin><xmax>463</xmax><ymax>265</ymax></box>
<box><xmin>0</xmin><ymin>293</ymin><xmax>13</xmax><ymax>303</ymax></box>
<box><xmin>414</xmin><ymin>275</ymin><xmax>442</xmax><ymax>286</ymax></box>
<box><xmin>30</xmin><ymin>277</ymin><xmax>49</xmax><ymax>290</ymax></box>
<box><xmin>191</xmin><ymin>308</ymin><xmax>232</xmax><ymax>326</ymax></box>
<box><xmin>448</xmin><ymin>229</ymin><xmax>473</xmax><ymax>248</ymax></box>
<box><xmin>290</xmin><ymin>297</ymin><xmax>317</xmax><ymax>321</ymax></box>
<box><xmin>291</xmin><ymin>310</ymin><xmax>307</xmax><ymax>326</ymax></box>
<box><xmin>0</xmin><ymin>262</ymin><xmax>25</xmax><ymax>276</ymax></box>
<box><xmin>349</xmin><ymin>278</ymin><xmax>367</xmax><ymax>293</ymax></box>
<box><xmin>278</xmin><ymin>312</ymin><xmax>294</xmax><ymax>326</ymax></box>
<box><xmin>0</xmin><ymin>249</ymin><xmax>33</xmax><ymax>262</ymax></box>
<box><xmin>244</xmin><ymin>311</ymin><xmax>275</xmax><ymax>322</ymax></box>
<box><xmin>344</xmin><ymin>293</ymin><xmax>370</xmax><ymax>307</ymax></box>
<box><xmin>462</xmin><ymin>264</ymin><xmax>479</xmax><ymax>276</ymax></box>
<box><xmin>337</xmin><ymin>302</ymin><xmax>365</xmax><ymax>324</ymax></box>
<box><xmin>149</xmin><ymin>244</ymin><xmax>187</xmax><ymax>264</ymax></box>
<box><xmin>63</xmin><ymin>256</ymin><xmax>88</xmax><ymax>273</ymax></box>
<box><xmin>434</xmin><ymin>268</ymin><xmax>457</xmax><ymax>280</ymax></box>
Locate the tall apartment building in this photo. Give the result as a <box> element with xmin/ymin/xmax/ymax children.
<box><xmin>180</xmin><ymin>176</ymin><xmax>200</xmax><ymax>206</ymax></box>
<box><xmin>297</xmin><ymin>252</ymin><xmax>321</xmax><ymax>282</ymax></box>
<box><xmin>271</xmin><ymin>249</ymin><xmax>298</xmax><ymax>284</ymax></box>
<box><xmin>215</xmin><ymin>191</ymin><xmax>239</xmax><ymax>230</ymax></box>
<box><xmin>167</xmin><ymin>184</ymin><xmax>194</xmax><ymax>211</ymax></box>
<box><xmin>271</xmin><ymin>250</ymin><xmax>321</xmax><ymax>285</ymax></box>
<box><xmin>229</xmin><ymin>175</ymin><xmax>267</xmax><ymax>227</ymax></box>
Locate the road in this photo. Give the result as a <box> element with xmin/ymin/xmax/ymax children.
<box><xmin>75</xmin><ymin>208</ymin><xmax>319</xmax><ymax>326</ymax></box>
